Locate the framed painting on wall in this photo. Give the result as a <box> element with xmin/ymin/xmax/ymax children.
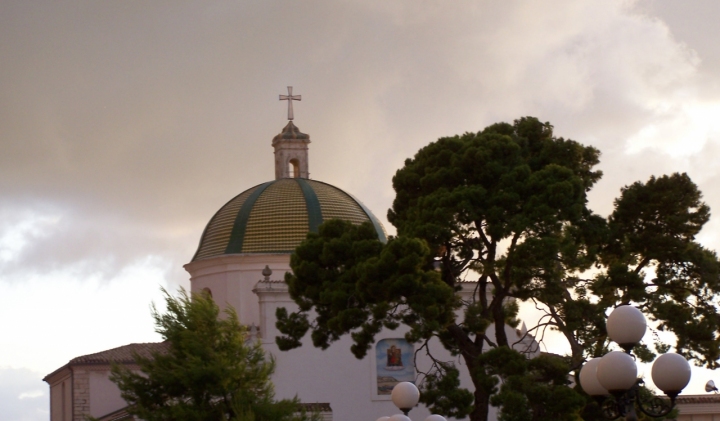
<box><xmin>374</xmin><ymin>338</ymin><xmax>415</xmax><ymax>397</ymax></box>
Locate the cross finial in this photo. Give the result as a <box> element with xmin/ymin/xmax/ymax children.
<box><xmin>279</xmin><ymin>86</ymin><xmax>301</xmax><ymax>120</ymax></box>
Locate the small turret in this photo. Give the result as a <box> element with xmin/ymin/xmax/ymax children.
<box><xmin>273</xmin><ymin>86</ymin><xmax>310</xmax><ymax>179</ymax></box>
<box><xmin>272</xmin><ymin>121</ymin><xmax>310</xmax><ymax>179</ymax></box>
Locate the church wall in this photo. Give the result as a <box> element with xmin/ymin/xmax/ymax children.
<box><xmin>254</xmin><ymin>278</ymin><xmax>515</xmax><ymax>421</ymax></box>
<box><xmin>256</xmin><ymin>286</ymin><xmax>292</xmax><ymax>342</ymax></box>
<box><xmin>674</xmin><ymin>397</ymin><xmax>720</xmax><ymax>421</ymax></box>
<box><xmin>49</xmin><ymin>374</ymin><xmax>72</xmax><ymax>421</ymax></box>
<box><xmin>88</xmin><ymin>369</ymin><xmax>127</xmax><ymax>419</ymax></box>
<box><xmin>72</xmin><ymin>369</ymin><xmax>90</xmax><ymax>421</ymax></box>
<box><xmin>268</xmin><ymin>337</ymin><xmax>397</xmax><ymax>420</ymax></box>
<box><xmin>677</xmin><ymin>415</ymin><xmax>720</xmax><ymax>421</ymax></box>
<box><xmin>192</xmin><ymin>273</ymin><xmax>229</xmax><ymax>311</ymax></box>
<box><xmin>264</xmin><ymin>321</ymin><xmax>505</xmax><ymax>421</ymax></box>
<box><xmin>185</xmin><ymin>254</ymin><xmax>291</xmax><ymax>328</ymax></box>
<box><xmin>188</xmin><ymin>257</ymin><xmax>533</xmax><ymax>421</ymax></box>
<box><xmin>50</xmin><ymin>382</ymin><xmax>61</xmax><ymax>421</ymax></box>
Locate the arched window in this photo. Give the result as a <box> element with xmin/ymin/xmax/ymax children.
<box><xmin>289</xmin><ymin>159</ymin><xmax>300</xmax><ymax>178</ymax></box>
<box><xmin>202</xmin><ymin>287</ymin><xmax>212</xmax><ymax>298</ymax></box>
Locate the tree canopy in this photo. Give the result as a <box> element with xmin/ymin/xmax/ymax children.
<box><xmin>111</xmin><ymin>289</ymin><xmax>310</xmax><ymax>421</ymax></box>
<box><xmin>276</xmin><ymin>117</ymin><xmax>720</xmax><ymax>421</ymax></box>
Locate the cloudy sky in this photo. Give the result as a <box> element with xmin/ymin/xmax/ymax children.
<box><xmin>2</xmin><ymin>1</ymin><xmax>720</xmax><ymax>419</ymax></box>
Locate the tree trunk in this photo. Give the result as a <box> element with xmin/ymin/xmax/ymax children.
<box><xmin>449</xmin><ymin>325</ymin><xmax>491</xmax><ymax>421</ymax></box>
<box><xmin>463</xmin><ymin>349</ymin><xmax>492</xmax><ymax>421</ymax></box>
<box><xmin>469</xmin><ymin>386</ymin><xmax>490</xmax><ymax>421</ymax></box>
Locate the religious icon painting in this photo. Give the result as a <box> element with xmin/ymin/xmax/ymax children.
<box><xmin>375</xmin><ymin>338</ymin><xmax>414</xmax><ymax>395</ymax></box>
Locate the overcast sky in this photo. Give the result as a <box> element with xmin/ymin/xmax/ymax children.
<box><xmin>3</xmin><ymin>1</ymin><xmax>720</xmax><ymax>419</ymax></box>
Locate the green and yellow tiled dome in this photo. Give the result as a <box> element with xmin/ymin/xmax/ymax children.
<box><xmin>192</xmin><ymin>179</ymin><xmax>387</xmax><ymax>260</ymax></box>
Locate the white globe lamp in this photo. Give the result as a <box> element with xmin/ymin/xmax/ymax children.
<box><xmin>388</xmin><ymin>415</ymin><xmax>411</xmax><ymax>421</ymax></box>
<box><xmin>583</xmin><ymin>306</ymin><xmax>692</xmax><ymax>418</ymax></box>
<box><xmin>607</xmin><ymin>305</ymin><xmax>646</xmax><ymax>352</ymax></box>
<box><xmin>580</xmin><ymin>357</ymin><xmax>609</xmax><ymax>396</ymax></box>
<box><xmin>652</xmin><ymin>353</ymin><xmax>692</xmax><ymax>398</ymax></box>
<box><xmin>597</xmin><ymin>351</ymin><xmax>638</xmax><ymax>394</ymax></box>
<box><xmin>424</xmin><ymin>415</ymin><xmax>447</xmax><ymax>421</ymax></box>
<box><xmin>391</xmin><ymin>382</ymin><xmax>420</xmax><ymax>415</ymax></box>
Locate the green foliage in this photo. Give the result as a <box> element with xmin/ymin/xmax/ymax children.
<box><xmin>485</xmin><ymin>349</ymin><xmax>585</xmax><ymax>421</ymax></box>
<box><xmin>111</xmin><ymin>289</ymin><xmax>311</xmax><ymax>421</ymax></box>
<box><xmin>277</xmin><ymin>116</ymin><xmax>720</xmax><ymax>421</ymax></box>
<box><xmin>277</xmin><ymin>219</ymin><xmax>457</xmax><ymax>358</ymax></box>
<box><xmin>595</xmin><ymin>173</ymin><xmax>720</xmax><ymax>367</ymax></box>
<box><xmin>419</xmin><ymin>363</ymin><xmax>475</xmax><ymax>418</ymax></box>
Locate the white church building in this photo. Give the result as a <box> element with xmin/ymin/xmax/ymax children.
<box><xmin>44</xmin><ymin>94</ymin><xmax>545</xmax><ymax>421</ymax></box>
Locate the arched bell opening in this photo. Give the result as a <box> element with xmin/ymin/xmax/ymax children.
<box><xmin>289</xmin><ymin>158</ymin><xmax>300</xmax><ymax>178</ymax></box>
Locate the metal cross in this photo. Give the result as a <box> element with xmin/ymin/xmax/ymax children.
<box><xmin>279</xmin><ymin>86</ymin><xmax>301</xmax><ymax>120</ymax></box>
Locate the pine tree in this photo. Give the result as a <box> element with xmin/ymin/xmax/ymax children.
<box><xmin>111</xmin><ymin>288</ymin><xmax>311</xmax><ymax>421</ymax></box>
<box><xmin>276</xmin><ymin>117</ymin><xmax>720</xmax><ymax>421</ymax></box>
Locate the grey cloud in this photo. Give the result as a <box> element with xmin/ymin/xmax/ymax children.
<box><xmin>0</xmin><ymin>368</ymin><xmax>48</xmax><ymax>421</ymax></box>
<box><xmin>4</xmin><ymin>0</ymin><xmax>720</xmax><ymax>416</ymax></box>
<box><xmin>3</xmin><ymin>0</ymin><xmax>719</xmax><ymax>282</ymax></box>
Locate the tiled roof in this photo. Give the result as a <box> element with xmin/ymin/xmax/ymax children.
<box><xmin>676</xmin><ymin>394</ymin><xmax>720</xmax><ymax>404</ymax></box>
<box><xmin>68</xmin><ymin>342</ymin><xmax>169</xmax><ymax>365</ymax></box>
<box><xmin>192</xmin><ymin>179</ymin><xmax>387</xmax><ymax>260</ymax></box>
<box><xmin>95</xmin><ymin>402</ymin><xmax>331</xmax><ymax>421</ymax></box>
<box><xmin>96</xmin><ymin>406</ymin><xmax>135</xmax><ymax>421</ymax></box>
<box><xmin>44</xmin><ymin>342</ymin><xmax>169</xmax><ymax>382</ymax></box>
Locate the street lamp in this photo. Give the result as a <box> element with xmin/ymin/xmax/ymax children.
<box><xmin>376</xmin><ymin>382</ymin><xmax>447</xmax><ymax>421</ymax></box>
<box><xmin>579</xmin><ymin>305</ymin><xmax>692</xmax><ymax>420</ymax></box>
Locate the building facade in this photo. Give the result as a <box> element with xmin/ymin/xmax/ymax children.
<box><xmin>45</xmin><ymin>113</ymin><xmax>645</xmax><ymax>421</ymax></box>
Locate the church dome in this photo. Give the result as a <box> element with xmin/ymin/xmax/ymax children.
<box><xmin>192</xmin><ymin>178</ymin><xmax>387</xmax><ymax>261</ymax></box>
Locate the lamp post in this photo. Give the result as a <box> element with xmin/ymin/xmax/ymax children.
<box><xmin>579</xmin><ymin>305</ymin><xmax>692</xmax><ymax>420</ymax></box>
<box><xmin>376</xmin><ymin>382</ymin><xmax>447</xmax><ymax>421</ymax></box>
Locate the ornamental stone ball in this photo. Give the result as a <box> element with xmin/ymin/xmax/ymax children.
<box><xmin>262</xmin><ymin>265</ymin><xmax>272</xmax><ymax>280</ymax></box>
